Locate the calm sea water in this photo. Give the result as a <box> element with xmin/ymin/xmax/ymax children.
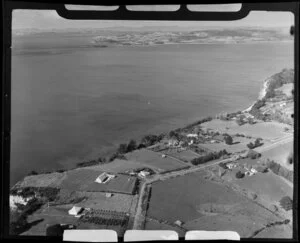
<box><xmin>11</xmin><ymin>34</ymin><xmax>293</xmax><ymax>185</ymax></box>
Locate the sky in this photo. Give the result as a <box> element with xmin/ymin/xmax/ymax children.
<box><xmin>12</xmin><ymin>4</ymin><xmax>294</xmax><ymax>31</ymax></box>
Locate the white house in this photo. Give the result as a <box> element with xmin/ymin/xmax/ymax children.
<box><xmin>68</xmin><ymin>206</ymin><xmax>83</xmax><ymax>216</ymax></box>
<box><xmin>174</xmin><ymin>220</ymin><xmax>183</xmax><ymax>227</ymax></box>
<box><xmin>188</xmin><ymin>140</ymin><xmax>194</xmax><ymax>145</ymax></box>
<box><xmin>250</xmin><ymin>168</ymin><xmax>257</xmax><ymax>174</ymax></box>
<box><xmin>187</xmin><ymin>133</ymin><xmax>198</xmax><ymax>138</ymax></box>
<box><xmin>95</xmin><ymin>172</ymin><xmax>115</xmax><ymax>184</ymax></box>
<box><xmin>161</xmin><ymin>154</ymin><xmax>167</xmax><ymax>158</ymax></box>
<box><xmin>139</xmin><ymin>170</ymin><xmax>150</xmax><ymax>178</ymax></box>
<box><xmin>168</xmin><ymin>139</ymin><xmax>179</xmax><ymax>147</ymax></box>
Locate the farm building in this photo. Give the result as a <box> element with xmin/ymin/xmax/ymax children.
<box><xmin>95</xmin><ymin>172</ymin><xmax>116</xmax><ymax>184</ymax></box>
<box><xmin>168</xmin><ymin>139</ymin><xmax>179</xmax><ymax>146</ymax></box>
<box><xmin>105</xmin><ymin>193</ymin><xmax>113</xmax><ymax>198</ymax></box>
<box><xmin>139</xmin><ymin>170</ymin><xmax>150</xmax><ymax>178</ymax></box>
<box><xmin>187</xmin><ymin>133</ymin><xmax>198</xmax><ymax>138</ymax></box>
<box><xmin>68</xmin><ymin>206</ymin><xmax>83</xmax><ymax>216</ymax></box>
<box><xmin>174</xmin><ymin>220</ymin><xmax>183</xmax><ymax>226</ymax></box>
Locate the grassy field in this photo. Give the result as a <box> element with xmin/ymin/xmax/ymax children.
<box><xmin>125</xmin><ymin>149</ymin><xmax>187</xmax><ymax>172</ymax></box>
<box><xmin>147</xmin><ymin>169</ymin><xmax>287</xmax><ymax>238</ymax></box>
<box><xmin>16</xmin><ymin>172</ymin><xmax>67</xmax><ymax>188</ymax></box>
<box><xmin>162</xmin><ymin>149</ymin><xmax>200</xmax><ymax>163</ymax></box>
<box><xmin>200</xmin><ymin>119</ymin><xmax>291</xmax><ymax>140</ymax></box>
<box><xmin>59</xmin><ymin>169</ymin><xmax>137</xmax><ymax>194</ymax></box>
<box><xmin>253</xmin><ymin>224</ymin><xmax>292</xmax><ymax>238</ymax></box>
<box><xmin>199</xmin><ymin>136</ymin><xmax>256</xmax><ymax>154</ymax></box>
<box><xmin>80</xmin><ymin>159</ymin><xmax>151</xmax><ymax>173</ymax></box>
<box><xmin>261</xmin><ymin>140</ymin><xmax>293</xmax><ymax>170</ymax></box>
<box><xmin>55</xmin><ymin>190</ymin><xmax>137</xmax><ymax>213</ymax></box>
<box><xmin>144</xmin><ymin>219</ymin><xmax>186</xmax><ymax>238</ymax></box>
<box><xmin>148</xmin><ymin>170</ymin><xmax>250</xmax><ymax>222</ymax></box>
<box><xmin>21</xmin><ymin>204</ymin><xmax>128</xmax><ymax>236</ymax></box>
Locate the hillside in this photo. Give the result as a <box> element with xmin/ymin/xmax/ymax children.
<box><xmin>249</xmin><ymin>69</ymin><xmax>294</xmax><ymax>125</ymax></box>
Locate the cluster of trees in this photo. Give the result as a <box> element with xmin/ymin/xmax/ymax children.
<box><xmin>183</xmin><ymin>116</ymin><xmax>213</xmax><ymax>130</ymax></box>
<box><xmin>236</xmin><ymin>171</ymin><xmax>245</xmax><ymax>179</ymax></box>
<box><xmin>10</xmin><ymin>197</ymin><xmax>44</xmax><ymax>235</ymax></box>
<box><xmin>247</xmin><ymin>138</ymin><xmax>263</xmax><ymax>149</ymax></box>
<box><xmin>140</xmin><ymin>134</ymin><xmax>164</xmax><ymax>147</ymax></box>
<box><xmin>247</xmin><ymin>149</ymin><xmax>261</xmax><ymax>159</ymax></box>
<box><xmin>191</xmin><ymin>150</ymin><xmax>229</xmax><ymax>166</ymax></box>
<box><xmin>80</xmin><ymin>216</ymin><xmax>129</xmax><ymax>227</ymax></box>
<box><xmin>287</xmin><ymin>151</ymin><xmax>293</xmax><ymax>165</ymax></box>
<box><xmin>77</xmin><ymin>157</ymin><xmax>106</xmax><ymax>168</ymax></box>
<box><xmin>117</xmin><ymin>139</ymin><xmax>138</xmax><ymax>154</ymax></box>
<box><xmin>11</xmin><ymin>187</ymin><xmax>60</xmax><ymax>202</ymax></box>
<box><xmin>224</xmin><ymin>135</ymin><xmax>233</xmax><ymax>145</ymax></box>
<box><xmin>279</xmin><ymin>196</ymin><xmax>293</xmax><ymax>211</ymax></box>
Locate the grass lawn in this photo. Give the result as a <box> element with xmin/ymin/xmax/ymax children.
<box><xmin>59</xmin><ymin>169</ymin><xmax>137</xmax><ymax>194</ymax></box>
<box><xmin>162</xmin><ymin>149</ymin><xmax>200</xmax><ymax>163</ymax></box>
<box><xmin>80</xmin><ymin>159</ymin><xmax>151</xmax><ymax>173</ymax></box>
<box><xmin>144</xmin><ymin>219</ymin><xmax>186</xmax><ymax>238</ymax></box>
<box><xmin>261</xmin><ymin>140</ymin><xmax>293</xmax><ymax>170</ymax></box>
<box><xmin>16</xmin><ymin>172</ymin><xmax>67</xmax><ymax>188</ymax></box>
<box><xmin>200</xmin><ymin>119</ymin><xmax>290</xmax><ymax>140</ymax></box>
<box><xmin>125</xmin><ymin>149</ymin><xmax>187</xmax><ymax>172</ymax></box>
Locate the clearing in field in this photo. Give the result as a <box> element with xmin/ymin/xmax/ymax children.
<box><xmin>125</xmin><ymin>149</ymin><xmax>187</xmax><ymax>172</ymax></box>
<box><xmin>15</xmin><ymin>172</ymin><xmax>67</xmax><ymax>188</ymax></box>
<box><xmin>161</xmin><ymin>148</ymin><xmax>200</xmax><ymax>163</ymax></box>
<box><xmin>261</xmin><ymin>140</ymin><xmax>293</xmax><ymax>170</ymax></box>
<box><xmin>59</xmin><ymin>169</ymin><xmax>137</xmax><ymax>194</ymax></box>
<box><xmin>147</xmin><ymin>170</ymin><xmax>288</xmax><ymax>237</ymax></box>
<box><xmin>199</xmin><ymin>136</ymin><xmax>260</xmax><ymax>154</ymax></box>
<box><xmin>144</xmin><ymin>219</ymin><xmax>186</xmax><ymax>238</ymax></box>
<box><xmin>55</xmin><ymin>189</ymin><xmax>137</xmax><ymax>213</ymax></box>
<box><xmin>80</xmin><ymin>159</ymin><xmax>150</xmax><ymax>173</ymax></box>
<box><xmin>200</xmin><ymin>119</ymin><xmax>291</xmax><ymax>140</ymax></box>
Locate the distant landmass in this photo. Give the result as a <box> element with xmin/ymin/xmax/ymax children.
<box><xmin>13</xmin><ymin>27</ymin><xmax>292</xmax><ymax>46</ymax></box>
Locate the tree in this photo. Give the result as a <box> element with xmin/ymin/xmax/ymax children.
<box><xmin>287</xmin><ymin>151</ymin><xmax>293</xmax><ymax>165</ymax></box>
<box><xmin>279</xmin><ymin>196</ymin><xmax>293</xmax><ymax>211</ymax></box>
<box><xmin>254</xmin><ymin>138</ymin><xmax>263</xmax><ymax>147</ymax></box>
<box><xmin>236</xmin><ymin>171</ymin><xmax>244</xmax><ymax>179</ymax></box>
<box><xmin>28</xmin><ymin>170</ymin><xmax>38</xmax><ymax>176</ymax></box>
<box><xmin>127</xmin><ymin>139</ymin><xmax>137</xmax><ymax>152</ymax></box>
<box><xmin>247</xmin><ymin>142</ymin><xmax>255</xmax><ymax>149</ymax></box>
<box><xmin>224</xmin><ymin>135</ymin><xmax>233</xmax><ymax>145</ymax></box>
<box><xmin>118</xmin><ymin>143</ymin><xmax>128</xmax><ymax>154</ymax></box>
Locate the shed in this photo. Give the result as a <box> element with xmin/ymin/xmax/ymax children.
<box><xmin>174</xmin><ymin>220</ymin><xmax>183</xmax><ymax>227</ymax></box>
<box><xmin>68</xmin><ymin>206</ymin><xmax>83</xmax><ymax>216</ymax></box>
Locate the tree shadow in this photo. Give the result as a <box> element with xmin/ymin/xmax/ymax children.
<box><xmin>11</xmin><ymin>218</ymin><xmax>44</xmax><ymax>235</ymax></box>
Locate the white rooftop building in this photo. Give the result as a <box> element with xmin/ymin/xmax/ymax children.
<box><xmin>187</xmin><ymin>134</ymin><xmax>198</xmax><ymax>138</ymax></box>
<box><xmin>68</xmin><ymin>206</ymin><xmax>83</xmax><ymax>216</ymax></box>
<box><xmin>95</xmin><ymin>172</ymin><xmax>115</xmax><ymax>184</ymax></box>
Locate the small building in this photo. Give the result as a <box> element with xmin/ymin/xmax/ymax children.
<box><xmin>139</xmin><ymin>170</ymin><xmax>150</xmax><ymax>178</ymax></box>
<box><xmin>188</xmin><ymin>140</ymin><xmax>194</xmax><ymax>145</ymax></box>
<box><xmin>174</xmin><ymin>220</ymin><xmax>183</xmax><ymax>227</ymax></box>
<box><xmin>68</xmin><ymin>206</ymin><xmax>83</xmax><ymax>216</ymax></box>
<box><xmin>161</xmin><ymin>154</ymin><xmax>167</xmax><ymax>158</ymax></box>
<box><xmin>250</xmin><ymin>168</ymin><xmax>257</xmax><ymax>174</ymax></box>
<box><xmin>95</xmin><ymin>172</ymin><xmax>115</xmax><ymax>184</ymax></box>
<box><xmin>187</xmin><ymin>133</ymin><xmax>198</xmax><ymax>138</ymax></box>
<box><xmin>168</xmin><ymin>139</ymin><xmax>179</xmax><ymax>147</ymax></box>
<box><xmin>106</xmin><ymin>193</ymin><xmax>113</xmax><ymax>198</ymax></box>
